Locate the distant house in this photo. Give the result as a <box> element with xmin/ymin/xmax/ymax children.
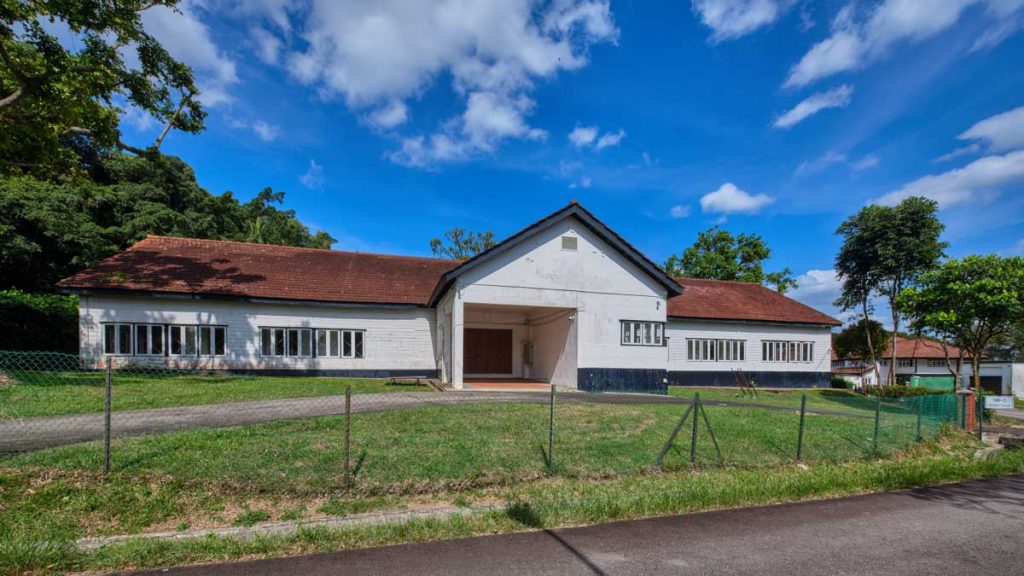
<box><xmin>963</xmin><ymin>361</ymin><xmax>1024</xmax><ymax>397</ymax></box>
<box><xmin>832</xmin><ymin>336</ymin><xmax>966</xmax><ymax>390</ymax></box>
<box><xmin>58</xmin><ymin>203</ymin><xmax>840</xmax><ymax>393</ymax></box>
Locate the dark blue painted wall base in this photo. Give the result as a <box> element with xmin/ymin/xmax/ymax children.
<box><xmin>667</xmin><ymin>370</ymin><xmax>831</xmax><ymax>389</ymax></box>
<box><xmin>577</xmin><ymin>368</ymin><xmax>668</xmax><ymax>394</ymax></box>
<box><xmin>228</xmin><ymin>369</ymin><xmax>438</xmax><ymax>379</ymax></box>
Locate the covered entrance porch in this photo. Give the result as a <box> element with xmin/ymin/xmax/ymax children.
<box><xmin>449</xmin><ymin>303</ymin><xmax>577</xmax><ymax>389</ymax></box>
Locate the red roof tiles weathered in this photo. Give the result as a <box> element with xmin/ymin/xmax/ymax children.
<box><xmin>882</xmin><ymin>336</ymin><xmax>966</xmax><ymax>360</ymax></box>
<box><xmin>667</xmin><ymin>277</ymin><xmax>840</xmax><ymax>326</ymax></box>
<box><xmin>58</xmin><ymin>236</ymin><xmax>459</xmax><ymax>306</ymax></box>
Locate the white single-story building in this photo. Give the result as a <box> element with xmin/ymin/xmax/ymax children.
<box><xmin>59</xmin><ymin>203</ymin><xmax>840</xmax><ymax>393</ymax></box>
<box><xmin>963</xmin><ymin>361</ymin><xmax>1024</xmax><ymax>398</ymax></box>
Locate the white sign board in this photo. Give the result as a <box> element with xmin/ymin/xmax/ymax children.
<box><xmin>984</xmin><ymin>396</ymin><xmax>1014</xmax><ymax>410</ymax></box>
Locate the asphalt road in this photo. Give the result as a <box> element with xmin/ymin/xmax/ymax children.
<box><xmin>122</xmin><ymin>474</ymin><xmax>1024</xmax><ymax>576</ymax></box>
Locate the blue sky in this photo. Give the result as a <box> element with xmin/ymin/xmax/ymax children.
<box><xmin>116</xmin><ymin>0</ymin><xmax>1024</xmax><ymax>321</ymax></box>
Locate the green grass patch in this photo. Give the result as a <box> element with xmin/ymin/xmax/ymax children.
<box><xmin>0</xmin><ymin>373</ymin><xmax>432</xmax><ymax>419</ymax></box>
<box><xmin>4</xmin><ymin>434</ymin><xmax>1021</xmax><ymax>575</ymax></box>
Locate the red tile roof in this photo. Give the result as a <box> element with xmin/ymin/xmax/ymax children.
<box><xmin>60</xmin><ymin>236</ymin><xmax>841</xmax><ymax>327</ymax></box>
<box><xmin>58</xmin><ymin>236</ymin><xmax>459</xmax><ymax>306</ymax></box>
<box><xmin>667</xmin><ymin>277</ymin><xmax>841</xmax><ymax>326</ymax></box>
<box><xmin>882</xmin><ymin>336</ymin><xmax>966</xmax><ymax>360</ymax></box>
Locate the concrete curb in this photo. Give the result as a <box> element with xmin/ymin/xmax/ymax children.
<box><xmin>75</xmin><ymin>504</ymin><xmax>502</xmax><ymax>551</ymax></box>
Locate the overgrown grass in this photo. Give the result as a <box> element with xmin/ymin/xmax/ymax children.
<box><xmin>3</xmin><ymin>433</ymin><xmax>1022</xmax><ymax>575</ymax></box>
<box><xmin>0</xmin><ymin>373</ymin><xmax>432</xmax><ymax>419</ymax></box>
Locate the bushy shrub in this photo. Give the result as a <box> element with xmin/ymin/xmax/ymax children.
<box><xmin>830</xmin><ymin>376</ymin><xmax>851</xmax><ymax>389</ymax></box>
<box><xmin>0</xmin><ymin>290</ymin><xmax>78</xmax><ymax>352</ymax></box>
<box><xmin>864</xmin><ymin>385</ymin><xmax>948</xmax><ymax>398</ymax></box>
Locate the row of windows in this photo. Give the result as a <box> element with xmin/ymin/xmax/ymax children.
<box><xmin>103</xmin><ymin>323</ymin><xmax>225</xmax><ymax>357</ymax></box>
<box><xmin>687</xmin><ymin>339</ymin><xmax>746</xmax><ymax>362</ymax></box>
<box><xmin>620</xmin><ymin>321</ymin><xmax>665</xmax><ymax>346</ymax></box>
<box><xmin>102</xmin><ymin>324</ymin><xmax>365</xmax><ymax>359</ymax></box>
<box><xmin>882</xmin><ymin>358</ymin><xmax>945</xmax><ymax>368</ymax></box>
<box><xmin>762</xmin><ymin>341</ymin><xmax>815</xmax><ymax>363</ymax></box>
<box><xmin>259</xmin><ymin>328</ymin><xmax>365</xmax><ymax>359</ymax></box>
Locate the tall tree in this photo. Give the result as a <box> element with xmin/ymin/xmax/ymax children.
<box><xmin>899</xmin><ymin>255</ymin><xmax>1024</xmax><ymax>391</ymax></box>
<box><xmin>834</xmin><ymin>197</ymin><xmax>946</xmax><ymax>386</ymax></box>
<box><xmin>663</xmin><ymin>226</ymin><xmax>797</xmax><ymax>292</ymax></box>
<box><xmin>833</xmin><ymin>318</ymin><xmax>890</xmax><ymax>364</ymax></box>
<box><xmin>1</xmin><ymin>0</ymin><xmax>203</xmax><ymax>176</ymax></box>
<box><xmin>430</xmin><ymin>228</ymin><xmax>496</xmax><ymax>260</ymax></box>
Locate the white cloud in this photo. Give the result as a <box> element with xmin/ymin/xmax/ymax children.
<box><xmin>569</xmin><ymin>125</ymin><xmax>625</xmax><ymax>150</ymax></box>
<box><xmin>141</xmin><ymin>2</ymin><xmax>238</xmax><ymax>106</ymax></box>
<box><xmin>279</xmin><ymin>0</ymin><xmax>617</xmax><ymax>166</ymax></box>
<box><xmin>773</xmin><ymin>84</ymin><xmax>853</xmax><ymax>128</ymax></box>
<box><xmin>122</xmin><ymin>106</ymin><xmax>158</xmax><ymax>132</ymax></box>
<box><xmin>874</xmin><ymin>149</ymin><xmax>1024</xmax><ymax>208</ymax></box>
<box><xmin>784</xmin><ymin>0</ymin><xmax>998</xmax><ymax>89</ymax></box>
<box><xmin>700</xmin><ymin>182</ymin><xmax>774</xmax><ymax>214</ymax></box>
<box><xmin>1015</xmin><ymin>238</ymin><xmax>1024</xmax><ymax>254</ymax></box>
<box><xmin>789</xmin><ymin>269</ymin><xmax>842</xmax><ymax>315</ymax></box>
<box><xmin>251</xmin><ymin>120</ymin><xmax>280</xmax><ymax>142</ymax></box>
<box><xmin>367</xmin><ymin>99</ymin><xmax>409</xmax><ymax>130</ymax></box>
<box><xmin>795</xmin><ymin>150</ymin><xmax>847</xmax><ymax>175</ymax></box>
<box><xmin>568</xmin><ymin>175</ymin><xmax>592</xmax><ymax>189</ymax></box>
<box><xmin>299</xmin><ymin>160</ymin><xmax>325</xmax><ymax>189</ymax></box>
<box><xmin>670</xmin><ymin>205</ymin><xmax>692</xmax><ymax>218</ymax></box>
<box><xmin>691</xmin><ymin>0</ymin><xmax>788</xmax><ymax>42</ymax></box>
<box><xmin>595</xmin><ymin>129</ymin><xmax>626</xmax><ymax>150</ymax></box>
<box><xmin>250</xmin><ymin>26</ymin><xmax>283</xmax><ymax>65</ymax></box>
<box><xmin>569</xmin><ymin>125</ymin><xmax>599</xmax><ymax>147</ymax></box>
<box><xmin>958</xmin><ymin>105</ymin><xmax>1024</xmax><ymax>153</ymax></box>
<box><xmin>852</xmin><ymin>153</ymin><xmax>880</xmax><ymax>171</ymax></box>
<box><xmin>934</xmin><ymin>143</ymin><xmax>982</xmax><ymax>163</ymax></box>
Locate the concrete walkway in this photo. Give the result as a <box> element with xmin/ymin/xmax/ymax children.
<box><xmin>121</xmin><ymin>474</ymin><xmax>1024</xmax><ymax>575</ymax></box>
<box><xmin>0</xmin><ymin>390</ymin><xmax>872</xmax><ymax>453</ymax></box>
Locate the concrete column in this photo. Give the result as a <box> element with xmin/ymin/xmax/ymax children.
<box><xmin>451</xmin><ymin>291</ymin><xmax>464</xmax><ymax>389</ymax></box>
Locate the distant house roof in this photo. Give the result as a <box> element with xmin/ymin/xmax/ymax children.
<box><xmin>667</xmin><ymin>277</ymin><xmax>840</xmax><ymax>326</ymax></box>
<box><xmin>883</xmin><ymin>336</ymin><xmax>966</xmax><ymax>360</ymax></box>
<box><xmin>58</xmin><ymin>236</ymin><xmax>459</xmax><ymax>307</ymax></box>
<box><xmin>834</xmin><ymin>365</ymin><xmax>874</xmax><ymax>375</ymax></box>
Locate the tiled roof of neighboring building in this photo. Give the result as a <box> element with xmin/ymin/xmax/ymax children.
<box><xmin>882</xmin><ymin>336</ymin><xmax>966</xmax><ymax>360</ymax></box>
<box><xmin>667</xmin><ymin>277</ymin><xmax>841</xmax><ymax>326</ymax></box>
<box><xmin>58</xmin><ymin>236</ymin><xmax>459</xmax><ymax>306</ymax></box>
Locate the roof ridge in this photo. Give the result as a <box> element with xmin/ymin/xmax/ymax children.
<box><xmin>674</xmin><ymin>276</ymin><xmax>762</xmax><ymax>286</ymax></box>
<box><xmin>140</xmin><ymin>235</ymin><xmax>459</xmax><ymax>264</ymax></box>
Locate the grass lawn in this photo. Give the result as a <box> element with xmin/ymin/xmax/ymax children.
<box><xmin>2</xmin><ymin>431</ymin><xmax>1019</xmax><ymax>575</ymax></box>
<box><xmin>0</xmin><ymin>373</ymin><xmax>433</xmax><ymax>419</ymax></box>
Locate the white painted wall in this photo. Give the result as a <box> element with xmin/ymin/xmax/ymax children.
<box><xmin>877</xmin><ymin>359</ymin><xmax>962</xmax><ymax>386</ymax></box>
<box><xmin>963</xmin><ymin>362</ymin><xmax>1024</xmax><ymax>397</ymax></box>
<box><xmin>530</xmin><ymin>311</ymin><xmax>578</xmax><ymax>387</ymax></box>
<box><xmin>78</xmin><ymin>294</ymin><xmax>438</xmax><ymax>372</ymax></box>
<box><xmin>666</xmin><ymin>320</ymin><xmax>832</xmax><ymax>374</ymax></box>
<box><xmin>455</xmin><ymin>216</ymin><xmax>669</xmax><ymax>375</ymax></box>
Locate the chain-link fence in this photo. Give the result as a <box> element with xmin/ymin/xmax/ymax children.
<box><xmin>0</xmin><ymin>351</ymin><xmax>968</xmax><ymax>497</ymax></box>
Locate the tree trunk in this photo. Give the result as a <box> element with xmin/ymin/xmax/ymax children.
<box><xmin>889</xmin><ymin>308</ymin><xmax>898</xmax><ymax>387</ymax></box>
<box><xmin>862</xmin><ymin>297</ymin><xmax>879</xmax><ymax>387</ymax></box>
<box><xmin>972</xmin><ymin>355</ymin><xmax>981</xmax><ymax>392</ymax></box>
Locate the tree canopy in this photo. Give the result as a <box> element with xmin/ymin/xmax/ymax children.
<box><xmin>899</xmin><ymin>255</ymin><xmax>1024</xmax><ymax>390</ymax></box>
<box><xmin>663</xmin><ymin>226</ymin><xmax>796</xmax><ymax>292</ymax></box>
<box><xmin>834</xmin><ymin>196</ymin><xmax>946</xmax><ymax>385</ymax></box>
<box><xmin>0</xmin><ymin>153</ymin><xmax>334</xmax><ymax>292</ymax></box>
<box><xmin>833</xmin><ymin>318</ymin><xmax>889</xmax><ymax>362</ymax></box>
<box><xmin>430</xmin><ymin>227</ymin><xmax>496</xmax><ymax>260</ymax></box>
<box><xmin>1</xmin><ymin>0</ymin><xmax>203</xmax><ymax>177</ymax></box>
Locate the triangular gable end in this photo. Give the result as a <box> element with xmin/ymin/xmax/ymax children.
<box><xmin>427</xmin><ymin>202</ymin><xmax>682</xmax><ymax>306</ymax></box>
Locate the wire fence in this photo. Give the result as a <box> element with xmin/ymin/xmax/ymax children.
<box><xmin>0</xmin><ymin>350</ymin><xmax>972</xmax><ymax>497</ymax></box>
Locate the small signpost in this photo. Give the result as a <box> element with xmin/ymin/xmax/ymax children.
<box><xmin>984</xmin><ymin>395</ymin><xmax>1015</xmax><ymax>410</ymax></box>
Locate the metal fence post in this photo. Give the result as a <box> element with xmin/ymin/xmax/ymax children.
<box><xmin>343</xmin><ymin>385</ymin><xmax>352</xmax><ymax>492</ymax></box>
<box><xmin>796</xmin><ymin>394</ymin><xmax>807</xmax><ymax>461</ymax></box>
<box><xmin>547</xmin><ymin>384</ymin><xmax>556</xmax><ymax>472</ymax></box>
<box><xmin>104</xmin><ymin>357</ymin><xmax>112</xmax><ymax>477</ymax></box>
<box><xmin>690</xmin><ymin>393</ymin><xmax>700</xmax><ymax>464</ymax></box>
<box><xmin>915</xmin><ymin>399</ymin><xmax>923</xmax><ymax>442</ymax></box>
<box><xmin>872</xmin><ymin>396</ymin><xmax>881</xmax><ymax>455</ymax></box>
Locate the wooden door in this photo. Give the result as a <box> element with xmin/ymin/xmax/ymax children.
<box><xmin>465</xmin><ymin>329</ymin><xmax>513</xmax><ymax>375</ymax></box>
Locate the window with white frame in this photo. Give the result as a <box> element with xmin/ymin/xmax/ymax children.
<box><xmin>103</xmin><ymin>323</ymin><xmax>134</xmax><ymax>355</ymax></box>
<box><xmin>316</xmin><ymin>329</ymin><xmax>365</xmax><ymax>359</ymax></box>
<box><xmin>761</xmin><ymin>340</ymin><xmax>814</xmax><ymax>363</ymax></box>
<box><xmin>260</xmin><ymin>327</ymin><xmax>312</xmax><ymax>357</ymax></box>
<box><xmin>134</xmin><ymin>324</ymin><xmax>164</xmax><ymax>356</ymax></box>
<box><xmin>620</xmin><ymin>321</ymin><xmax>664</xmax><ymax>346</ymax></box>
<box><xmin>926</xmin><ymin>359</ymin><xmax>946</xmax><ymax>368</ymax></box>
<box><xmin>687</xmin><ymin>338</ymin><xmax>745</xmax><ymax>361</ymax></box>
<box><xmin>198</xmin><ymin>326</ymin><xmax>226</xmax><ymax>356</ymax></box>
<box><xmin>169</xmin><ymin>325</ymin><xmax>197</xmax><ymax>356</ymax></box>
<box><xmin>897</xmin><ymin>358</ymin><xmax>914</xmax><ymax>368</ymax></box>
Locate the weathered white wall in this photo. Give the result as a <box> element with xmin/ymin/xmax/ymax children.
<box><xmin>78</xmin><ymin>294</ymin><xmax>438</xmax><ymax>372</ymax></box>
<box><xmin>878</xmin><ymin>359</ymin><xmax>962</xmax><ymax>386</ymax></box>
<box><xmin>530</xmin><ymin>311</ymin><xmax>578</xmax><ymax>387</ymax></box>
<box><xmin>666</xmin><ymin>320</ymin><xmax>832</xmax><ymax>373</ymax></box>
<box><xmin>455</xmin><ymin>216</ymin><xmax>669</xmax><ymax>373</ymax></box>
<box><xmin>963</xmin><ymin>362</ymin><xmax>1024</xmax><ymax>397</ymax></box>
